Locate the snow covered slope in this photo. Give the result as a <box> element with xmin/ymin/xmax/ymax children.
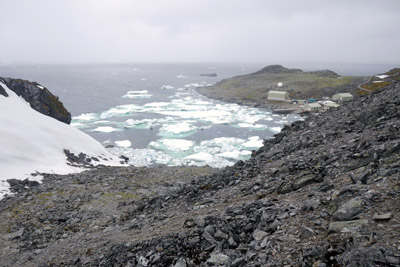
<box><xmin>0</xmin><ymin>82</ymin><xmax>124</xmax><ymax>199</ymax></box>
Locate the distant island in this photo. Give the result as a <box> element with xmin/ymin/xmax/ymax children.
<box><xmin>199</xmin><ymin>73</ymin><xmax>217</xmax><ymax>77</ymax></box>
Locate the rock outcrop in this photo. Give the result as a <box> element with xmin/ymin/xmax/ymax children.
<box><xmin>252</xmin><ymin>64</ymin><xmax>303</xmax><ymax>75</ymax></box>
<box><xmin>0</xmin><ymin>79</ymin><xmax>399</xmax><ymax>266</ymax></box>
<box><xmin>0</xmin><ymin>77</ymin><xmax>71</xmax><ymax>124</ymax></box>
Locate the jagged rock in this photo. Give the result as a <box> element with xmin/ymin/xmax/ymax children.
<box><xmin>373</xmin><ymin>213</ymin><xmax>392</xmax><ymax>221</ymax></box>
<box><xmin>339</xmin><ymin>246</ymin><xmax>399</xmax><ymax>267</ymax></box>
<box><xmin>333</xmin><ymin>197</ymin><xmax>365</xmax><ymax>221</ymax></box>
<box><xmin>231</xmin><ymin>257</ymin><xmax>245</xmax><ymax>267</ymax></box>
<box><xmin>203</xmin><ymin>230</ymin><xmax>217</xmax><ymax>245</ymax></box>
<box><xmin>277</xmin><ymin>173</ymin><xmax>321</xmax><ymax>194</ymax></box>
<box><xmin>4</xmin><ymin>228</ymin><xmax>24</xmax><ymax>241</ymax></box>
<box><xmin>6</xmin><ymin>178</ymin><xmax>40</xmax><ymax>192</ymax></box>
<box><xmin>214</xmin><ymin>229</ymin><xmax>229</xmax><ymax>240</ymax></box>
<box><xmin>328</xmin><ymin>219</ymin><xmax>368</xmax><ymax>233</ymax></box>
<box><xmin>0</xmin><ymin>84</ymin><xmax>8</xmax><ymax>97</ymax></box>
<box><xmin>173</xmin><ymin>258</ymin><xmax>187</xmax><ymax>267</ymax></box>
<box><xmin>0</xmin><ymin>77</ymin><xmax>71</xmax><ymax>124</ymax></box>
<box><xmin>206</xmin><ymin>253</ymin><xmax>230</xmax><ymax>266</ymax></box>
<box><xmin>252</xmin><ymin>229</ymin><xmax>268</xmax><ymax>241</ymax></box>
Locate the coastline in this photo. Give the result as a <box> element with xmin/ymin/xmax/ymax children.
<box><xmin>196</xmin><ymin>86</ymin><xmax>308</xmax><ymax>112</ymax></box>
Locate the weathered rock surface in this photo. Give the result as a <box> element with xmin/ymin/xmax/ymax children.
<box><xmin>0</xmin><ymin>80</ymin><xmax>399</xmax><ymax>266</ymax></box>
<box><xmin>0</xmin><ymin>77</ymin><xmax>71</xmax><ymax>124</ymax></box>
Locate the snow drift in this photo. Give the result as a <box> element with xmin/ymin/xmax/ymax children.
<box><xmin>0</xmin><ymin>82</ymin><xmax>123</xmax><ymax>199</ymax></box>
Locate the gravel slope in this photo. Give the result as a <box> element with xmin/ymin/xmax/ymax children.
<box><xmin>1</xmin><ymin>81</ymin><xmax>399</xmax><ymax>266</ymax></box>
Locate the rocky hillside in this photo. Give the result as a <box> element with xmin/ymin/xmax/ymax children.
<box><xmin>197</xmin><ymin>65</ymin><xmax>367</xmax><ymax>108</ymax></box>
<box><xmin>1</xmin><ymin>80</ymin><xmax>399</xmax><ymax>266</ymax></box>
<box><xmin>0</xmin><ymin>77</ymin><xmax>71</xmax><ymax>124</ymax></box>
<box><xmin>358</xmin><ymin>68</ymin><xmax>400</xmax><ymax>96</ymax></box>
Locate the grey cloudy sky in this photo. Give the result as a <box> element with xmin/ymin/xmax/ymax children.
<box><xmin>0</xmin><ymin>0</ymin><xmax>399</xmax><ymax>64</ymax></box>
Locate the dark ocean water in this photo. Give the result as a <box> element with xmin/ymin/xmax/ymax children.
<box><xmin>0</xmin><ymin>63</ymin><xmax>395</xmax><ymax>167</ymax></box>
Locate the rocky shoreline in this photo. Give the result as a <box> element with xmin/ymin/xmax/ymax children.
<box><xmin>1</xmin><ymin>79</ymin><xmax>400</xmax><ymax>266</ymax></box>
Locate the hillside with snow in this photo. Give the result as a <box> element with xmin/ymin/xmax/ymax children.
<box><xmin>0</xmin><ymin>81</ymin><xmax>124</xmax><ymax>199</ymax></box>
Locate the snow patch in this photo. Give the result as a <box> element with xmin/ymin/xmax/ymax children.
<box><xmin>376</xmin><ymin>74</ymin><xmax>389</xmax><ymax>79</ymax></box>
<box><xmin>0</xmin><ymin>82</ymin><xmax>123</xmax><ymax>199</ymax></box>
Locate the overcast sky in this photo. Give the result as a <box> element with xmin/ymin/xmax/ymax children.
<box><xmin>0</xmin><ymin>0</ymin><xmax>399</xmax><ymax>64</ymax></box>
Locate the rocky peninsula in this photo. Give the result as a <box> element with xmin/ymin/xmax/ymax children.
<box><xmin>1</xmin><ymin>73</ymin><xmax>400</xmax><ymax>266</ymax></box>
<box><xmin>197</xmin><ymin>65</ymin><xmax>368</xmax><ymax>109</ymax></box>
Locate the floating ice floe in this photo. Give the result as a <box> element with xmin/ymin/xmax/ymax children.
<box><xmin>185</xmin><ymin>152</ymin><xmax>214</xmax><ymax>162</ymax></box>
<box><xmin>144</xmin><ymin>102</ymin><xmax>170</xmax><ymax>108</ymax></box>
<box><xmin>111</xmin><ymin>134</ymin><xmax>266</xmax><ymax>169</ymax></box>
<box><xmin>73</xmin><ymin>113</ymin><xmax>97</xmax><ymax>121</ymax></box>
<box><xmin>122</xmin><ymin>90</ymin><xmax>152</xmax><ymax>99</ymax></box>
<box><xmin>109</xmin><ymin>147</ymin><xmax>172</xmax><ymax>167</ymax></box>
<box><xmin>217</xmin><ymin>150</ymin><xmax>251</xmax><ymax>160</ymax></box>
<box><xmin>93</xmin><ymin>126</ymin><xmax>119</xmax><ymax>133</ymax></box>
<box><xmin>161</xmin><ymin>85</ymin><xmax>174</xmax><ymax>90</ymax></box>
<box><xmin>243</xmin><ymin>136</ymin><xmax>263</xmax><ymax>149</ymax></box>
<box><xmin>176</xmin><ymin>75</ymin><xmax>186</xmax><ymax>79</ymax></box>
<box><xmin>100</xmin><ymin>104</ymin><xmax>140</xmax><ymax>119</ymax></box>
<box><xmin>71</xmin><ymin>122</ymin><xmax>85</xmax><ymax>128</ymax></box>
<box><xmin>169</xmin><ymin>92</ymin><xmax>191</xmax><ymax>99</ymax></box>
<box><xmin>99</xmin><ymin>95</ymin><xmax>273</xmax><ymax>127</ymax></box>
<box><xmin>270</xmin><ymin>127</ymin><xmax>282</xmax><ymax>133</ymax></box>
<box><xmin>125</xmin><ymin>119</ymin><xmax>153</xmax><ymax>129</ymax></box>
<box><xmin>236</xmin><ymin>123</ymin><xmax>268</xmax><ymax>130</ymax></box>
<box><xmin>149</xmin><ymin>139</ymin><xmax>194</xmax><ymax>153</ymax></box>
<box><xmin>115</xmin><ymin>140</ymin><xmax>132</xmax><ymax>147</ymax></box>
<box><xmin>158</xmin><ymin>122</ymin><xmax>198</xmax><ymax>138</ymax></box>
<box><xmin>184</xmin><ymin>82</ymin><xmax>208</xmax><ymax>88</ymax></box>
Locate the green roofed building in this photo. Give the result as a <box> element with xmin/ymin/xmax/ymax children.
<box><xmin>268</xmin><ymin>90</ymin><xmax>289</xmax><ymax>101</ymax></box>
<box><xmin>332</xmin><ymin>93</ymin><xmax>354</xmax><ymax>103</ymax></box>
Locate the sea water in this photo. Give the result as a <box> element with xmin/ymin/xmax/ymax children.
<box><xmin>2</xmin><ymin>63</ymin><xmax>392</xmax><ymax>168</ymax></box>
